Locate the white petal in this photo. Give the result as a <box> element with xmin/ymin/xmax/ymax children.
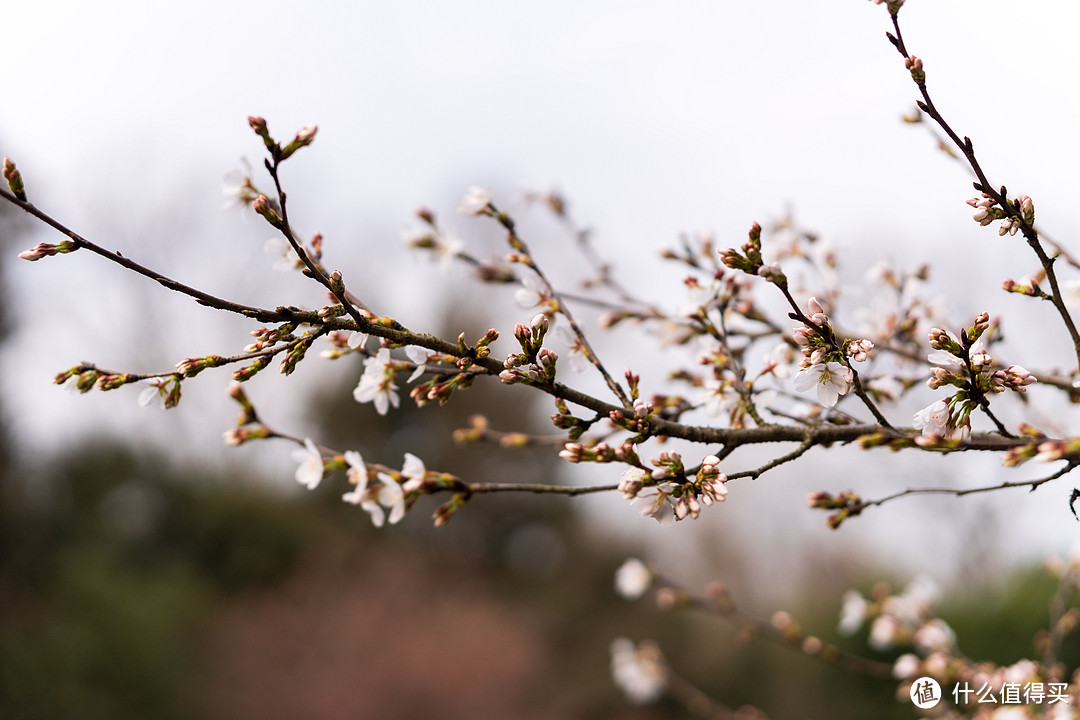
<box><xmin>402</xmin><ymin>453</ymin><xmax>426</xmax><ymax>481</ymax></box>
<box><xmin>793</xmin><ymin>365</ymin><xmax>822</xmax><ymax>392</ymax></box>
<box><xmin>364</xmin><ymin>501</ymin><xmax>386</xmax><ymax>527</ymax></box>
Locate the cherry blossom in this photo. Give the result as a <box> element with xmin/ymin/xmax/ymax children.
<box><xmin>838</xmin><ymin>590</ymin><xmax>868</xmax><ymax>636</ymax></box>
<box><xmin>458</xmin><ymin>186</ymin><xmax>492</xmax><ymax>216</ymax></box>
<box><xmin>400</xmin><ymin>452</ymin><xmax>427</xmax><ymax>493</ymax></box>
<box><xmin>373</xmin><ymin>474</ymin><xmax>406</xmax><ymax>526</ymax></box>
<box><xmin>353</xmin><ymin>348</ymin><xmax>400</xmax><ymax>415</ymax></box>
<box><xmin>614</xmin><ymin>558</ymin><xmax>653</xmax><ymax>600</ymax></box>
<box><xmin>342</xmin><ymin>450</ymin><xmax>398</xmax><ymax>528</ymax></box>
<box><xmin>630</xmin><ymin>483</ymin><xmax>676</xmax><ymax>525</ymax></box>
<box><xmin>794</xmin><ymin>361</ymin><xmax>853</xmax><ymax>407</ymax></box>
<box><xmin>292</xmin><ymin>437</ymin><xmax>324</xmax><ymax>490</ymax></box>
<box><xmin>610</xmin><ymin>638</ymin><xmax>668</xmax><ymax>704</ymax></box>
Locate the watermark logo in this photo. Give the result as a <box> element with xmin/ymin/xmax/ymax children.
<box><xmin>910</xmin><ymin>677</ymin><xmax>942</xmax><ymax>709</ymax></box>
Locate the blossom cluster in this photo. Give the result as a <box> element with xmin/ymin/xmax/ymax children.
<box><xmin>609</xmin><ymin>638</ymin><xmax>668</xmax><ymax>705</ymax></box>
<box><xmin>967</xmin><ymin>193</ymin><xmax>1035</xmax><ymax>237</ymax></box>
<box><xmin>291</xmin><ymin>439</ymin><xmax>431</xmax><ymax>528</ymax></box>
<box><xmin>611</xmin><ymin>453</ymin><xmax>729</xmax><ymax>525</ymax></box>
<box><xmin>790</xmin><ymin>297</ymin><xmax>872</xmax><ymax>408</ymax></box>
<box><xmin>840</xmin><ymin>553</ymin><xmax>1080</xmax><ymax>719</ymax></box>
<box><xmin>913</xmin><ymin>314</ymin><xmax>1036</xmax><ymax>442</ymax></box>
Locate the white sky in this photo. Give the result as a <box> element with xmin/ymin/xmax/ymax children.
<box><xmin>5</xmin><ymin>0</ymin><xmax>1080</xmax><ymax>587</ymax></box>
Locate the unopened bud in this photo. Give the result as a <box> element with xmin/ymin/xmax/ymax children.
<box><xmin>280</xmin><ymin>125</ymin><xmax>318</xmax><ymax>159</ymax></box>
<box><xmin>253</xmin><ymin>195</ymin><xmax>283</xmax><ymax>228</ymax></box>
<box><xmin>328</xmin><ymin>270</ymin><xmax>345</xmax><ymax>294</ymax></box>
<box><xmin>3</xmin><ymin>157</ymin><xmax>26</xmax><ymax>201</ymax></box>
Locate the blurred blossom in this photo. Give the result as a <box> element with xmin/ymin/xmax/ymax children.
<box><xmin>630</xmin><ymin>483</ymin><xmax>676</xmax><ymax>525</ymax></box>
<box><xmin>400</xmin><ymin>452</ymin><xmax>427</xmax><ymax>493</ymax></box>
<box><xmin>868</xmin><ymin>614</ymin><xmax>901</xmax><ymax>651</ymax></box>
<box><xmin>700</xmin><ymin>376</ymin><xmax>736</xmax><ymax>417</ymax></box>
<box><xmin>866</xmin><ymin>375</ymin><xmax>903</xmax><ymax>401</ymax></box>
<box><xmin>912</xmin><ymin>618</ymin><xmax>955</xmax><ymax>654</ymax></box>
<box><xmin>609</xmin><ymin>638</ymin><xmax>668</xmax><ymax>704</ymax></box>
<box><xmin>552</xmin><ymin>326</ymin><xmax>589</xmax><ymax>373</ymax></box>
<box><xmin>264</xmin><ymin>236</ymin><xmax>297</xmax><ymax>271</ymax></box>
<box><xmin>614</xmin><ymin>558</ymin><xmax>652</xmax><ymax>600</ymax></box>
<box><xmin>137</xmin><ymin>381</ymin><xmax>166</xmax><ymax>409</ymax></box>
<box><xmin>292</xmin><ymin>438</ymin><xmax>324</xmax><ymax>490</ymax></box>
<box><xmin>459</xmin><ymin>186</ymin><xmax>492</xmax><ymax>215</ymax></box>
<box><xmin>515</xmin><ymin>274</ymin><xmax>545</xmax><ymax>308</ymax></box>
<box><xmin>892</xmin><ymin>653</ymin><xmax>920</xmax><ymax>680</ymax></box>
<box><xmin>838</xmin><ymin>590</ymin><xmax>867</xmax><ymax>636</ymax></box>
<box><xmin>372</xmin><ymin>474</ymin><xmax>406</xmax><ymax>526</ymax></box>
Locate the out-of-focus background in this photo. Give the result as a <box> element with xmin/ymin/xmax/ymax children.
<box><xmin>3</xmin><ymin>1</ymin><xmax>1080</xmax><ymax>717</ymax></box>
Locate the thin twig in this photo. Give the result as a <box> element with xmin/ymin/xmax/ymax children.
<box><xmin>856</xmin><ymin>462</ymin><xmax>1078</xmax><ymax>512</ymax></box>
<box><xmin>888</xmin><ymin>13</ymin><xmax>1080</xmax><ymax>370</ymax></box>
<box><xmin>490</xmin><ymin>205</ymin><xmax>633</xmax><ymax>408</ymax></box>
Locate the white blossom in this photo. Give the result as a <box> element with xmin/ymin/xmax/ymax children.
<box><xmin>400</xmin><ymin>452</ymin><xmax>427</xmax><ymax>493</ymax></box>
<box><xmin>699</xmin><ymin>376</ymin><xmax>736</xmax><ymax>417</ymax></box>
<box><xmin>342</xmin><ymin>450</ymin><xmax>385</xmax><ymax>523</ymax></box>
<box><xmin>348</xmin><ymin>332</ymin><xmax>369</xmax><ymax>351</ymax></box>
<box><xmin>374</xmin><ymin>473</ymin><xmax>406</xmax><ymax>526</ymax></box>
<box><xmin>609</xmin><ymin>638</ymin><xmax>668</xmax><ymax>704</ymax></box>
<box><xmin>459</xmin><ymin>186</ymin><xmax>492</xmax><ymax>215</ymax></box>
<box><xmin>927</xmin><ymin>349</ymin><xmax>964</xmax><ymax>370</ymax></box>
<box><xmin>912</xmin><ymin>399</ymin><xmax>950</xmax><ymax>437</ymax></box>
<box><xmin>137</xmin><ymin>382</ymin><xmax>165</xmax><ymax>409</ymax></box>
<box><xmin>434</xmin><ymin>232</ymin><xmax>465</xmax><ymax>273</ymax></box>
<box><xmin>765</xmin><ymin>342</ymin><xmax>797</xmax><ymax>379</ymax></box>
<box><xmin>515</xmin><ymin>274</ymin><xmax>545</xmax><ymax>308</ymax></box>
<box><xmin>405</xmin><ymin>345</ymin><xmax>435</xmax><ymax>383</ymax></box>
<box><xmin>263</xmin><ymin>236</ymin><xmax>297</xmax><ymax>271</ymax></box>
<box><xmin>882</xmin><ymin>575</ymin><xmax>939</xmax><ymax>627</ymax></box>
<box><xmin>838</xmin><ymin>590</ymin><xmax>868</xmax><ymax>636</ymax></box>
<box><xmin>292</xmin><ymin>438</ymin><xmax>324</xmax><ymax>490</ymax></box>
<box><xmin>868</xmin><ymin>614</ymin><xmax>900</xmax><ymax>651</ymax></box>
<box><xmin>353</xmin><ymin>348</ymin><xmax>400</xmax><ymax>415</ymax></box>
<box><xmin>866</xmin><ymin>375</ymin><xmax>904</xmax><ymax>401</ymax></box>
<box><xmin>892</xmin><ymin>654</ymin><xmax>920</xmax><ymax>680</ymax></box>
<box><xmin>913</xmin><ymin>618</ymin><xmax>956</xmax><ymax>654</ymax></box>
<box><xmin>553</xmin><ymin>326</ymin><xmax>589</xmax><ymax>373</ymax></box>
<box><xmin>614</xmin><ymin>558</ymin><xmax>653</xmax><ymax>600</ymax></box>
<box><xmin>630</xmin><ymin>483</ymin><xmax>676</xmax><ymax>525</ymax></box>
<box><xmin>793</xmin><ymin>361</ymin><xmax>852</xmax><ymax>407</ymax></box>
<box><xmin>618</xmin><ymin>467</ymin><xmax>646</xmax><ymax>499</ymax></box>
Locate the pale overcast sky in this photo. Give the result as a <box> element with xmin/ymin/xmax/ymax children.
<box><xmin>5</xmin><ymin>1</ymin><xmax>1080</xmax><ymax>580</ymax></box>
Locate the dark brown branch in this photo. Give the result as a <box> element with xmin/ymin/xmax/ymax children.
<box><xmin>888</xmin><ymin>14</ymin><xmax>1080</xmax><ymax>370</ymax></box>
<box><xmin>856</xmin><ymin>461</ymin><xmax>1078</xmax><ymax>512</ymax></box>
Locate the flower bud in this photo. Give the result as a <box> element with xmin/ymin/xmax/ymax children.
<box><xmin>530</xmin><ymin>313</ymin><xmax>549</xmax><ymax>334</ymax></box>
<box><xmin>3</xmin><ymin>157</ymin><xmax>26</xmax><ymax>201</ymax></box>
<box><xmin>328</xmin><ymin>270</ymin><xmax>345</xmax><ymax>294</ymax></box>
<box><xmin>253</xmin><ymin>195</ymin><xmax>283</xmax><ymax>228</ymax></box>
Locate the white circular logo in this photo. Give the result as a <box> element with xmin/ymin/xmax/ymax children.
<box><xmin>910</xmin><ymin>677</ymin><xmax>942</xmax><ymax>709</ymax></box>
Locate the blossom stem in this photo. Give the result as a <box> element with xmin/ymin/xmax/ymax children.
<box><xmin>491</xmin><ymin>208</ymin><xmax>633</xmax><ymax>408</ymax></box>
<box><xmin>776</xmin><ymin>284</ymin><xmax>894</xmax><ymax>429</ymax></box>
<box><xmin>855</xmin><ymin>461</ymin><xmax>1077</xmax><ymax>512</ymax></box>
<box><xmin>265</xmin><ymin>159</ymin><xmax>376</xmax><ymax>334</ymax></box>
<box><xmin>725</xmin><ymin>434</ymin><xmax>814</xmax><ymax>481</ymax></box>
<box><xmin>0</xmin><ymin>186</ymin><xmax>317</xmax><ymax>326</ymax></box>
<box><xmin>72</xmin><ymin>329</ymin><xmax>329</xmax><ymax>382</ymax></box>
<box><xmin>888</xmin><ymin>14</ymin><xmax>1080</xmax><ymax>371</ymax></box>
<box><xmin>677</xmin><ymin>585</ymin><xmax>894</xmax><ymax>679</ymax></box>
